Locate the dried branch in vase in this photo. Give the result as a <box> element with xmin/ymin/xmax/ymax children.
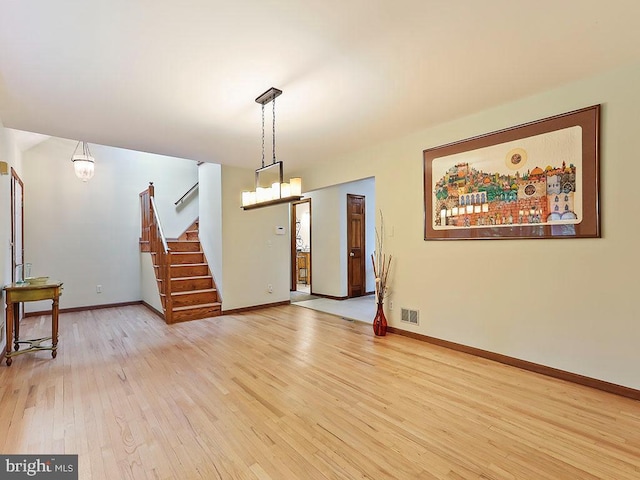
<box><xmin>371</xmin><ymin>210</ymin><xmax>392</xmax><ymax>304</ymax></box>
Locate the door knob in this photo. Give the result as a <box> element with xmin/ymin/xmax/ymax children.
<box><xmin>349</xmin><ymin>252</ymin><xmax>355</xmax><ymax>257</ymax></box>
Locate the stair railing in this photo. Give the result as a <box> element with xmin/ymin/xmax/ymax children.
<box><xmin>140</xmin><ymin>182</ymin><xmax>173</xmax><ymax>323</ymax></box>
<box><xmin>175</xmin><ymin>182</ymin><xmax>199</xmax><ymax>206</ymax></box>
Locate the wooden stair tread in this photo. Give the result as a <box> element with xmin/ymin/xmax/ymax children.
<box><xmin>158</xmin><ymin>277</ymin><xmax>213</xmax><ymax>283</ymax></box>
<box><xmin>161</xmin><ymin>275</ymin><xmax>213</xmax><ymax>285</ymax></box>
<box><xmin>171</xmin><ymin>275</ymin><xmax>212</xmax><ymax>281</ymax></box>
<box><xmin>166</xmin><ymin>240</ymin><xmax>202</xmax><ymax>252</ymax></box>
<box><xmin>156</xmin><ymin>264</ymin><xmax>209</xmax><ymax>269</ymax></box>
<box><xmin>171</xmin><ymin>288</ymin><xmax>217</xmax><ymax>296</ymax></box>
<box><xmin>173</xmin><ymin>302</ymin><xmax>221</xmax><ymax>312</ymax></box>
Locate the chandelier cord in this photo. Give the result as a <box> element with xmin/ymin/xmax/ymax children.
<box><xmin>72</xmin><ymin>141</ymin><xmax>92</xmax><ymax>158</ymax></box>
<box><xmin>272</xmin><ymin>96</ymin><xmax>276</xmax><ymax>164</ymax></box>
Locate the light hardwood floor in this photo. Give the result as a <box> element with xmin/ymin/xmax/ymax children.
<box><xmin>1</xmin><ymin>304</ymin><xmax>639</xmax><ymax>479</ymax></box>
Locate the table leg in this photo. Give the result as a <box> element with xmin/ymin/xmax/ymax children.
<box><xmin>52</xmin><ymin>297</ymin><xmax>59</xmax><ymax>358</ymax></box>
<box><xmin>5</xmin><ymin>302</ymin><xmax>13</xmax><ymax>366</ymax></box>
<box><xmin>13</xmin><ymin>303</ymin><xmax>20</xmax><ymax>351</ymax></box>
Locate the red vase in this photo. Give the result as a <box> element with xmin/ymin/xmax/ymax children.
<box><xmin>373</xmin><ymin>302</ymin><xmax>387</xmax><ymax>336</ymax></box>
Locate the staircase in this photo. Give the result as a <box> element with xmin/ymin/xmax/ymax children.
<box><xmin>140</xmin><ymin>184</ymin><xmax>222</xmax><ymax>323</ymax></box>
<box><xmin>154</xmin><ymin>221</ymin><xmax>222</xmax><ymax>323</ymax></box>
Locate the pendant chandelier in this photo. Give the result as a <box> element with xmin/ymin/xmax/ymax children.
<box><xmin>71</xmin><ymin>141</ymin><xmax>95</xmax><ymax>182</ymax></box>
<box><xmin>241</xmin><ymin>87</ymin><xmax>302</xmax><ymax>210</ymax></box>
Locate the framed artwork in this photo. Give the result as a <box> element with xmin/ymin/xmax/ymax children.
<box><xmin>423</xmin><ymin>105</ymin><xmax>600</xmax><ymax>240</ymax></box>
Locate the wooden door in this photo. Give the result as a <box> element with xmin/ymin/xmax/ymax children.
<box><xmin>347</xmin><ymin>194</ymin><xmax>365</xmax><ymax>297</ymax></box>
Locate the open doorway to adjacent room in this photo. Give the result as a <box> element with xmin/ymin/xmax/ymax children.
<box><xmin>290</xmin><ymin>178</ymin><xmax>377</xmax><ymax>321</ymax></box>
<box><xmin>291</xmin><ymin>199</ymin><xmax>312</xmax><ymax>295</ymax></box>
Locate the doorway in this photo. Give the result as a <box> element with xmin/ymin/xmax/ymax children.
<box><xmin>347</xmin><ymin>194</ymin><xmax>366</xmax><ymax>298</ymax></box>
<box><xmin>291</xmin><ymin>199</ymin><xmax>312</xmax><ymax>293</ymax></box>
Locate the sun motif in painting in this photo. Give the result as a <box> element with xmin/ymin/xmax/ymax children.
<box><xmin>505</xmin><ymin>147</ymin><xmax>528</xmax><ymax>170</ymax></box>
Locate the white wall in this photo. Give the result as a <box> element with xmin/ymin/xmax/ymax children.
<box><xmin>290</xmin><ymin>62</ymin><xmax>640</xmax><ymax>390</ymax></box>
<box><xmin>220</xmin><ymin>165</ymin><xmax>291</xmax><ymax>310</ymax></box>
<box><xmin>304</xmin><ymin>186</ymin><xmax>341</xmax><ymax>296</ymax></box>
<box><xmin>22</xmin><ymin>137</ymin><xmax>198</xmax><ymax>311</ymax></box>
<box><xmin>0</xmin><ymin>121</ymin><xmax>23</xmax><ymax>353</ymax></box>
<box><xmin>304</xmin><ymin>178</ymin><xmax>375</xmax><ymax>297</ymax></box>
<box><xmin>140</xmin><ymin>252</ymin><xmax>162</xmax><ymax>313</ymax></box>
<box><xmin>198</xmin><ymin>163</ymin><xmax>223</xmax><ymax>298</ymax></box>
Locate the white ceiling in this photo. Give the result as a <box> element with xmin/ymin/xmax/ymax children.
<box><xmin>1</xmin><ymin>1</ymin><xmax>640</xmax><ymax>169</ymax></box>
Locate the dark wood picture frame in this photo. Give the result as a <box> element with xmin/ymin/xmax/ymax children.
<box><xmin>424</xmin><ymin>105</ymin><xmax>600</xmax><ymax>240</ymax></box>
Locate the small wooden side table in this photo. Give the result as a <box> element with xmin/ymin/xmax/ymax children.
<box><xmin>3</xmin><ymin>281</ymin><xmax>63</xmax><ymax>366</ymax></box>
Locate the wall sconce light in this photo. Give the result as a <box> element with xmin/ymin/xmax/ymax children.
<box><xmin>71</xmin><ymin>141</ymin><xmax>95</xmax><ymax>182</ymax></box>
<box><xmin>241</xmin><ymin>87</ymin><xmax>302</xmax><ymax>210</ymax></box>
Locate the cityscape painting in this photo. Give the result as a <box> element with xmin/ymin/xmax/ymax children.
<box><xmin>424</xmin><ymin>105</ymin><xmax>600</xmax><ymax>240</ymax></box>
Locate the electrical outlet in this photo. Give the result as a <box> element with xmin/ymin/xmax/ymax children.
<box><xmin>96</xmin><ymin>285</ymin><xmax>102</xmax><ymax>293</ymax></box>
<box><xmin>389</xmin><ymin>300</ymin><xmax>394</xmax><ymax>310</ymax></box>
<box><xmin>268</xmin><ymin>284</ymin><xmax>273</xmax><ymax>293</ymax></box>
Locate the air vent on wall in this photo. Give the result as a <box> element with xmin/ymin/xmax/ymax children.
<box><xmin>401</xmin><ymin>308</ymin><xmax>419</xmax><ymax>325</ymax></box>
